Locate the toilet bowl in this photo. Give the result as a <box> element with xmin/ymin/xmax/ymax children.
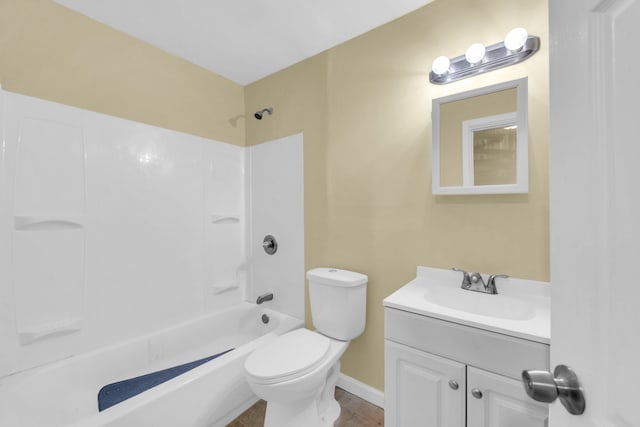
<box><xmin>245</xmin><ymin>329</ymin><xmax>348</xmax><ymax>426</ymax></box>
<box><xmin>244</xmin><ymin>268</ymin><xmax>368</xmax><ymax>427</ymax></box>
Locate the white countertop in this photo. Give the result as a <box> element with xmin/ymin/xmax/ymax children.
<box><xmin>383</xmin><ymin>266</ymin><xmax>550</xmax><ymax>344</ymax></box>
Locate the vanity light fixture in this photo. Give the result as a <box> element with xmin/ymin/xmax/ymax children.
<box><xmin>429</xmin><ymin>27</ymin><xmax>540</xmax><ymax>85</ymax></box>
<box><xmin>465</xmin><ymin>43</ymin><xmax>486</xmax><ymax>65</ymax></box>
<box><xmin>431</xmin><ymin>56</ymin><xmax>451</xmax><ymax>75</ymax></box>
<box><xmin>504</xmin><ymin>27</ymin><xmax>529</xmax><ymax>51</ymax></box>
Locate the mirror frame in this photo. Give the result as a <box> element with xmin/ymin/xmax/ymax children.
<box><xmin>432</xmin><ymin>77</ymin><xmax>528</xmax><ymax>195</ymax></box>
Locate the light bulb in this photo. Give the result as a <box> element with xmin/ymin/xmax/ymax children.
<box><xmin>465</xmin><ymin>43</ymin><xmax>486</xmax><ymax>65</ymax></box>
<box><xmin>431</xmin><ymin>56</ymin><xmax>450</xmax><ymax>75</ymax></box>
<box><xmin>505</xmin><ymin>27</ymin><xmax>528</xmax><ymax>51</ymax></box>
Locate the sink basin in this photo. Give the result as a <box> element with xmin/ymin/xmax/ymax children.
<box><xmin>383</xmin><ymin>266</ymin><xmax>550</xmax><ymax>343</ymax></box>
<box><xmin>423</xmin><ymin>284</ymin><xmax>536</xmax><ymax>321</ymax></box>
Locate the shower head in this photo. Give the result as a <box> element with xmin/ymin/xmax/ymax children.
<box><xmin>254</xmin><ymin>108</ymin><xmax>273</xmax><ymax>120</ymax></box>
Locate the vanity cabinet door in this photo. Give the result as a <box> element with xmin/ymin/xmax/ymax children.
<box><xmin>384</xmin><ymin>340</ymin><xmax>465</xmax><ymax>427</ymax></box>
<box><xmin>466</xmin><ymin>366</ymin><xmax>548</xmax><ymax>427</ymax></box>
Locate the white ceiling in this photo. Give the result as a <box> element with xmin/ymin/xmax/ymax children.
<box><xmin>54</xmin><ymin>0</ymin><xmax>434</xmax><ymax>86</ymax></box>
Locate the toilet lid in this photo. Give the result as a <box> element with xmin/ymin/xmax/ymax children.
<box><xmin>245</xmin><ymin>329</ymin><xmax>331</xmax><ymax>382</ymax></box>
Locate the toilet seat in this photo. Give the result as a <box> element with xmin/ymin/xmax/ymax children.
<box><xmin>245</xmin><ymin>329</ymin><xmax>331</xmax><ymax>385</ymax></box>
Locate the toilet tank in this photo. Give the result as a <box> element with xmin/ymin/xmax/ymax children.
<box><xmin>307</xmin><ymin>268</ymin><xmax>368</xmax><ymax>341</ymax></box>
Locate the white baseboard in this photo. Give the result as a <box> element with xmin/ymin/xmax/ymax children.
<box><xmin>336</xmin><ymin>373</ymin><xmax>384</xmax><ymax>409</ymax></box>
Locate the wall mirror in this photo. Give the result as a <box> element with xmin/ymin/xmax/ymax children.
<box><xmin>432</xmin><ymin>77</ymin><xmax>528</xmax><ymax>195</ymax></box>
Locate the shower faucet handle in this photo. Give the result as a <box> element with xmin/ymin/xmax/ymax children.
<box><xmin>262</xmin><ymin>235</ymin><xmax>278</xmax><ymax>255</ymax></box>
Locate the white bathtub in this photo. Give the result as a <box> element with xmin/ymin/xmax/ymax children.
<box><xmin>0</xmin><ymin>303</ymin><xmax>302</xmax><ymax>427</ymax></box>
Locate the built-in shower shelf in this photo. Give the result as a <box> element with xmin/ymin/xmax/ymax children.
<box><xmin>14</xmin><ymin>216</ymin><xmax>84</xmax><ymax>231</ymax></box>
<box><xmin>18</xmin><ymin>317</ymin><xmax>82</xmax><ymax>345</ymax></box>
<box><xmin>211</xmin><ymin>280</ymin><xmax>241</xmax><ymax>295</ymax></box>
<box><xmin>210</xmin><ymin>214</ymin><xmax>240</xmax><ymax>224</ymax></box>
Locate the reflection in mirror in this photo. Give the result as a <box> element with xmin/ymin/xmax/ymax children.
<box><xmin>432</xmin><ymin>78</ymin><xmax>528</xmax><ymax>195</ymax></box>
<box><xmin>473</xmin><ymin>126</ymin><xmax>517</xmax><ymax>185</ymax></box>
<box><xmin>463</xmin><ymin>112</ymin><xmax>517</xmax><ymax>186</ymax></box>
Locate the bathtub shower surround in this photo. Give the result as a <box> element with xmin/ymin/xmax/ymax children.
<box><xmin>246</xmin><ymin>135</ymin><xmax>304</xmax><ymax>320</ymax></box>
<box><xmin>0</xmin><ymin>89</ymin><xmax>246</xmax><ymax>376</ymax></box>
<box><xmin>0</xmin><ymin>89</ymin><xmax>305</xmax><ymax>426</ymax></box>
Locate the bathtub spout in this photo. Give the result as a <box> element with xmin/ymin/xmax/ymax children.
<box><xmin>256</xmin><ymin>293</ymin><xmax>274</xmax><ymax>304</ymax></box>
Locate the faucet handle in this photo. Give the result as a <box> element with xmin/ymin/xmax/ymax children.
<box><xmin>488</xmin><ymin>274</ymin><xmax>508</xmax><ymax>283</ymax></box>
<box><xmin>486</xmin><ymin>274</ymin><xmax>508</xmax><ymax>294</ymax></box>
<box><xmin>452</xmin><ymin>267</ymin><xmax>467</xmax><ymax>276</ymax></box>
<box><xmin>452</xmin><ymin>267</ymin><xmax>472</xmax><ymax>287</ymax></box>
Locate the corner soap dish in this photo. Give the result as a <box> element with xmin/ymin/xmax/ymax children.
<box><xmin>18</xmin><ymin>317</ymin><xmax>82</xmax><ymax>345</ymax></box>
<box><xmin>210</xmin><ymin>214</ymin><xmax>240</xmax><ymax>224</ymax></box>
<box><xmin>14</xmin><ymin>216</ymin><xmax>84</xmax><ymax>230</ymax></box>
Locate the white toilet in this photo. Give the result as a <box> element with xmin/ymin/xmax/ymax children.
<box><xmin>244</xmin><ymin>267</ymin><xmax>368</xmax><ymax>427</ymax></box>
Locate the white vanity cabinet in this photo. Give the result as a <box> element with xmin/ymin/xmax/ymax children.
<box><xmin>385</xmin><ymin>340</ymin><xmax>466</xmax><ymax>426</ymax></box>
<box><xmin>466</xmin><ymin>366</ymin><xmax>548</xmax><ymax>427</ymax></box>
<box><xmin>384</xmin><ymin>307</ymin><xmax>550</xmax><ymax>427</ymax></box>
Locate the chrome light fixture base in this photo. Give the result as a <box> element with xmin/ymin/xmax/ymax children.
<box><xmin>429</xmin><ymin>36</ymin><xmax>540</xmax><ymax>85</ymax></box>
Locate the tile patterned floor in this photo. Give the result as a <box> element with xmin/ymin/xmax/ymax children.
<box><xmin>228</xmin><ymin>387</ymin><xmax>384</xmax><ymax>427</ymax></box>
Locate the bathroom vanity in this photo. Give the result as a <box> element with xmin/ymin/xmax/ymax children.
<box><xmin>384</xmin><ymin>266</ymin><xmax>550</xmax><ymax>427</ymax></box>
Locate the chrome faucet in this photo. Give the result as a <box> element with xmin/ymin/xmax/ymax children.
<box><xmin>486</xmin><ymin>274</ymin><xmax>508</xmax><ymax>294</ymax></box>
<box><xmin>256</xmin><ymin>292</ymin><xmax>274</xmax><ymax>304</ymax></box>
<box><xmin>452</xmin><ymin>268</ymin><xmax>508</xmax><ymax>295</ymax></box>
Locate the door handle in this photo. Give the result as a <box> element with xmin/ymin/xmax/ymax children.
<box><xmin>522</xmin><ymin>364</ymin><xmax>585</xmax><ymax>415</ymax></box>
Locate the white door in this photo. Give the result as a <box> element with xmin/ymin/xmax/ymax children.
<box><xmin>549</xmin><ymin>0</ymin><xmax>640</xmax><ymax>426</ymax></box>
<box><xmin>384</xmin><ymin>341</ymin><xmax>465</xmax><ymax>427</ymax></box>
<box><xmin>467</xmin><ymin>367</ymin><xmax>548</xmax><ymax>427</ymax></box>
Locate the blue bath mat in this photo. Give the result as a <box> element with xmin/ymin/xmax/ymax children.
<box><xmin>98</xmin><ymin>348</ymin><xmax>233</xmax><ymax>411</ymax></box>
